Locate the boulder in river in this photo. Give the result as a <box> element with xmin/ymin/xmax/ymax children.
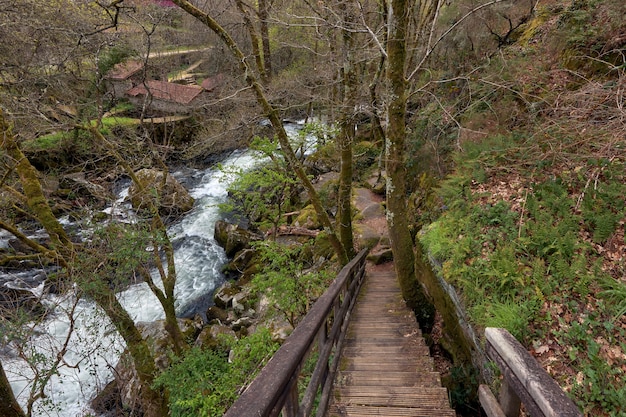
<box><xmin>214</xmin><ymin>220</ymin><xmax>262</xmax><ymax>257</ymax></box>
<box><xmin>222</xmin><ymin>247</ymin><xmax>257</xmax><ymax>278</ymax></box>
<box><xmin>213</xmin><ymin>281</ymin><xmax>240</xmax><ymax>309</ymax></box>
<box><xmin>128</xmin><ymin>168</ymin><xmax>194</xmax><ymax>217</ymax></box>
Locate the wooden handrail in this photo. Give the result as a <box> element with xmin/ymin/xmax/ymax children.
<box><xmin>479</xmin><ymin>327</ymin><xmax>583</xmax><ymax>417</ymax></box>
<box><xmin>223</xmin><ymin>248</ymin><xmax>369</xmax><ymax>417</ymax></box>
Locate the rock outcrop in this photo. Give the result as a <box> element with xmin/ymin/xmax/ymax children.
<box><xmin>128</xmin><ymin>168</ymin><xmax>194</xmax><ymax>217</ymax></box>
<box><xmin>213</xmin><ymin>220</ymin><xmax>262</xmax><ymax>257</ymax></box>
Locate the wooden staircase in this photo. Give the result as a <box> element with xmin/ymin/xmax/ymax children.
<box><xmin>327</xmin><ymin>262</ymin><xmax>456</xmax><ymax>417</ymax></box>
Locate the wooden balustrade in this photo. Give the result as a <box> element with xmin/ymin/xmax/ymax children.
<box><xmin>223</xmin><ymin>248</ymin><xmax>369</xmax><ymax>417</ymax></box>
<box><xmin>479</xmin><ymin>327</ymin><xmax>583</xmax><ymax>417</ymax></box>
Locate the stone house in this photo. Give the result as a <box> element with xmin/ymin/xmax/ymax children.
<box><xmin>106</xmin><ymin>60</ymin><xmax>144</xmax><ymax>98</ymax></box>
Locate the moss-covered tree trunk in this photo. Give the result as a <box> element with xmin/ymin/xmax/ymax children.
<box><xmin>370</xmin><ymin>3</ymin><xmax>388</xmax><ymax>183</ymax></box>
<box><xmin>0</xmin><ymin>361</ymin><xmax>25</xmax><ymax>417</ymax></box>
<box><xmin>170</xmin><ymin>0</ymin><xmax>349</xmax><ymax>265</ymax></box>
<box><xmin>258</xmin><ymin>0</ymin><xmax>272</xmax><ymax>81</ymax></box>
<box><xmin>1</xmin><ymin>113</ymin><xmax>73</xmax><ymax>263</ymax></box>
<box><xmin>235</xmin><ymin>0</ymin><xmax>267</xmax><ymax>84</ymax></box>
<box><xmin>336</xmin><ymin>0</ymin><xmax>358</xmax><ymax>259</ymax></box>
<box><xmin>385</xmin><ymin>0</ymin><xmax>435</xmax><ymax>329</ymax></box>
<box><xmin>80</xmin><ymin>277</ymin><xmax>168</xmax><ymax>417</ymax></box>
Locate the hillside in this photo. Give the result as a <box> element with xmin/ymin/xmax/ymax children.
<box><xmin>415</xmin><ymin>1</ymin><xmax>625</xmax><ymax>415</ymax></box>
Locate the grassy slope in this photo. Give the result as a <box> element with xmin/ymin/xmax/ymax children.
<box><xmin>417</xmin><ymin>1</ymin><xmax>626</xmax><ymax>415</ymax></box>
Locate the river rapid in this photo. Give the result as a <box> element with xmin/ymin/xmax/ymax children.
<box><xmin>0</xmin><ymin>143</ymin><xmax>267</xmax><ymax>416</ymax></box>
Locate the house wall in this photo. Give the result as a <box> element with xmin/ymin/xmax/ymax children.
<box><xmin>126</xmin><ymin>94</ymin><xmax>210</xmax><ymax>114</ymax></box>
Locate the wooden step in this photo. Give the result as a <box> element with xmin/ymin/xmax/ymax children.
<box><xmin>340</xmin><ymin>358</ymin><xmax>434</xmax><ymax>372</ymax></box>
<box><xmin>334</xmin><ymin>370</ymin><xmax>442</xmax><ymax>387</ymax></box>
<box><xmin>341</xmin><ymin>343</ymin><xmax>430</xmax><ymax>358</ymax></box>
<box><xmin>335</xmin><ymin>386</ymin><xmax>450</xmax><ymax>407</ymax></box>
<box><xmin>327</xmin><ymin>405</ymin><xmax>457</xmax><ymax>417</ymax></box>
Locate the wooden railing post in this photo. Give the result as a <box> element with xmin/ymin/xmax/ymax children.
<box><xmin>498</xmin><ymin>380</ymin><xmax>521</xmax><ymax>417</ymax></box>
<box><xmin>318</xmin><ymin>320</ymin><xmax>329</xmax><ymax>390</ymax></box>
<box><xmin>279</xmin><ymin>377</ymin><xmax>296</xmax><ymax>417</ymax></box>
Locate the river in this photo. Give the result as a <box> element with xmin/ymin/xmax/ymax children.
<box><xmin>0</xmin><ymin>143</ymin><xmax>265</xmax><ymax>416</ymax></box>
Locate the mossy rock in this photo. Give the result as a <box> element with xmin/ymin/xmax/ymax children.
<box><xmin>312</xmin><ymin>232</ymin><xmax>336</xmax><ymax>260</ymax></box>
<box><xmin>222</xmin><ymin>248</ymin><xmax>257</xmax><ymax>277</ymax></box>
<box><xmin>294</xmin><ymin>204</ymin><xmax>321</xmax><ymax>229</ymax></box>
<box><xmin>194</xmin><ymin>325</ymin><xmax>236</xmax><ymax>349</ymax></box>
<box><xmin>354</xmin><ymin>223</ymin><xmax>381</xmax><ymax>250</ymax></box>
<box><xmin>214</xmin><ymin>220</ymin><xmax>262</xmax><ymax>257</ymax></box>
<box><xmin>237</xmin><ymin>263</ymin><xmax>261</xmax><ymax>286</ymax></box>
<box><xmin>128</xmin><ymin>168</ymin><xmax>194</xmax><ymax>217</ymax></box>
<box><xmin>206</xmin><ymin>305</ymin><xmax>229</xmax><ymax>324</ymax></box>
<box><xmin>367</xmin><ymin>247</ymin><xmax>393</xmax><ymax>265</ymax></box>
<box><xmin>366</xmin><ymin>174</ymin><xmax>386</xmax><ymax>195</ymax></box>
<box><xmin>136</xmin><ymin>319</ymin><xmax>198</xmax><ymax>369</ymax></box>
<box><xmin>213</xmin><ymin>282</ymin><xmax>241</xmax><ymax>309</ymax></box>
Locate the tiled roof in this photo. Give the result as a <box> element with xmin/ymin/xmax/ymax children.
<box><xmin>126</xmin><ymin>80</ymin><xmax>204</xmax><ymax>104</ymax></box>
<box><xmin>108</xmin><ymin>60</ymin><xmax>144</xmax><ymax>81</ymax></box>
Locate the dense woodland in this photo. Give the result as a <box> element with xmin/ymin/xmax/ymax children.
<box><xmin>0</xmin><ymin>0</ymin><xmax>625</xmax><ymax>416</ymax></box>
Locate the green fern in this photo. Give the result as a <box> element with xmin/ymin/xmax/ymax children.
<box><xmin>600</xmin><ymin>279</ymin><xmax>626</xmax><ymax>322</ymax></box>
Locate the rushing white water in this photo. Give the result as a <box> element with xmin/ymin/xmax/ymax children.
<box><xmin>116</xmin><ymin>149</ymin><xmax>260</xmax><ymax>323</ymax></box>
<box><xmin>1</xmin><ymin>148</ymin><xmax>262</xmax><ymax>416</ymax></box>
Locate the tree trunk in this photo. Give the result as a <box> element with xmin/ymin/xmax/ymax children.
<box><xmin>369</xmin><ymin>3</ymin><xmax>388</xmax><ymax>184</ymax></box>
<box><xmin>0</xmin><ymin>361</ymin><xmax>25</xmax><ymax>417</ymax></box>
<box><xmin>337</xmin><ymin>123</ymin><xmax>355</xmax><ymax>258</ymax></box>
<box><xmin>1</xmin><ymin>112</ymin><xmax>73</xmax><ymax>264</ymax></box>
<box><xmin>235</xmin><ymin>0</ymin><xmax>267</xmax><ymax>84</ymax></box>
<box><xmin>336</xmin><ymin>0</ymin><xmax>359</xmax><ymax>259</ymax></box>
<box><xmin>82</xmin><ymin>280</ymin><xmax>168</xmax><ymax>417</ymax></box>
<box><xmin>258</xmin><ymin>0</ymin><xmax>272</xmax><ymax>80</ymax></box>
<box><xmin>170</xmin><ymin>0</ymin><xmax>349</xmax><ymax>265</ymax></box>
<box><xmin>385</xmin><ymin>0</ymin><xmax>435</xmax><ymax>329</ymax></box>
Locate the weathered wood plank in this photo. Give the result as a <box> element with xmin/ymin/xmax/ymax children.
<box><xmin>485</xmin><ymin>327</ymin><xmax>583</xmax><ymax>417</ymax></box>
<box><xmin>340</xmin><ymin>359</ymin><xmax>434</xmax><ymax>372</ymax></box>
<box><xmin>328</xmin><ymin>405</ymin><xmax>457</xmax><ymax>417</ymax></box>
<box><xmin>340</xmin><ymin>345</ymin><xmax>431</xmax><ymax>357</ymax></box>
<box><xmin>336</xmin><ymin>386</ymin><xmax>450</xmax><ymax>408</ymax></box>
<box><xmin>347</xmin><ymin>326</ymin><xmax>420</xmax><ymax>333</ymax></box>
<box><xmin>479</xmin><ymin>384</ymin><xmax>508</xmax><ymax>417</ymax></box>
<box><xmin>336</xmin><ymin>385</ymin><xmax>447</xmax><ymax>396</ymax></box>
<box><xmin>335</xmin><ymin>370</ymin><xmax>441</xmax><ymax>386</ymax></box>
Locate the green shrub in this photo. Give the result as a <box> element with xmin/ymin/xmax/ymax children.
<box><xmin>220</xmin><ymin>136</ymin><xmax>298</xmax><ymax>231</ymax></box>
<box><xmin>251</xmin><ymin>241</ymin><xmax>333</xmax><ymax>327</ymax></box>
<box><xmin>154</xmin><ymin>328</ymin><xmax>279</xmax><ymax>417</ymax></box>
